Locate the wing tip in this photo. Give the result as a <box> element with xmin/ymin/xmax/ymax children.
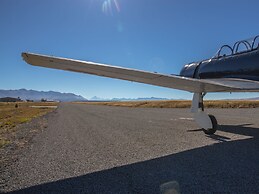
<box><xmin>22</xmin><ymin>52</ymin><xmax>35</xmax><ymax>65</ymax></box>
<box><xmin>21</xmin><ymin>52</ymin><xmax>29</xmax><ymax>61</ymax></box>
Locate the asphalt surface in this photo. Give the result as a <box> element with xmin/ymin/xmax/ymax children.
<box><xmin>2</xmin><ymin>103</ymin><xmax>259</xmax><ymax>193</ymax></box>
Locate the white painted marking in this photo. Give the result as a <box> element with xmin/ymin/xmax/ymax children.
<box><xmin>179</xmin><ymin>117</ymin><xmax>194</xmax><ymax>120</ymax></box>
<box><xmin>30</xmin><ymin>106</ymin><xmax>57</xmax><ymax>108</ymax></box>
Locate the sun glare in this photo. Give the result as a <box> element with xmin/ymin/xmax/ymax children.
<box><xmin>102</xmin><ymin>0</ymin><xmax>120</xmax><ymax>15</ymax></box>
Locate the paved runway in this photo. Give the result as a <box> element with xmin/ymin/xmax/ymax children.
<box><xmin>2</xmin><ymin>103</ymin><xmax>259</xmax><ymax>193</ymax></box>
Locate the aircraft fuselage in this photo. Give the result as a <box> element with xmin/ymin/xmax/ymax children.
<box><xmin>180</xmin><ymin>39</ymin><xmax>259</xmax><ymax>81</ymax></box>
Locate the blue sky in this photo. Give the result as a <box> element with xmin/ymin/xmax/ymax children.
<box><xmin>1</xmin><ymin>0</ymin><xmax>259</xmax><ymax>100</ymax></box>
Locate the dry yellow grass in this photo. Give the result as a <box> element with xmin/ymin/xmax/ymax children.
<box><xmin>0</xmin><ymin>102</ymin><xmax>58</xmax><ymax>148</ymax></box>
<box><xmin>77</xmin><ymin>100</ymin><xmax>259</xmax><ymax>109</ymax></box>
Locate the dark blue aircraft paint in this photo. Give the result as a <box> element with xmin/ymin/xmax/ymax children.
<box><xmin>180</xmin><ymin>36</ymin><xmax>259</xmax><ymax>81</ymax></box>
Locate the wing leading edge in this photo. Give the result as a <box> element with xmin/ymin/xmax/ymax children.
<box><xmin>22</xmin><ymin>52</ymin><xmax>259</xmax><ymax>93</ymax></box>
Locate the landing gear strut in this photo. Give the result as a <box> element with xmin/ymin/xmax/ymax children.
<box><xmin>191</xmin><ymin>93</ymin><xmax>218</xmax><ymax>135</ymax></box>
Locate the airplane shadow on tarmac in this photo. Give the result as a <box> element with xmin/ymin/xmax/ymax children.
<box><xmin>6</xmin><ymin>124</ymin><xmax>259</xmax><ymax>194</ymax></box>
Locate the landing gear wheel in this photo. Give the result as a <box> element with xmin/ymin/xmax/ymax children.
<box><xmin>202</xmin><ymin>114</ymin><xmax>218</xmax><ymax>135</ymax></box>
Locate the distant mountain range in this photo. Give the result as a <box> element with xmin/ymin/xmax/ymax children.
<box><xmin>90</xmin><ymin>96</ymin><xmax>259</xmax><ymax>101</ymax></box>
<box><xmin>2</xmin><ymin>89</ymin><xmax>258</xmax><ymax>103</ymax></box>
<box><xmin>242</xmin><ymin>97</ymin><xmax>259</xmax><ymax>100</ymax></box>
<box><xmin>90</xmin><ymin>96</ymin><xmax>172</xmax><ymax>101</ymax></box>
<box><xmin>0</xmin><ymin>89</ymin><xmax>87</xmax><ymax>102</ymax></box>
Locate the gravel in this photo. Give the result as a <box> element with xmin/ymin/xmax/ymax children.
<box><xmin>1</xmin><ymin>103</ymin><xmax>259</xmax><ymax>193</ymax></box>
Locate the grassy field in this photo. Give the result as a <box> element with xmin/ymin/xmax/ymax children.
<box><xmin>78</xmin><ymin>100</ymin><xmax>259</xmax><ymax>109</ymax></box>
<box><xmin>0</xmin><ymin>102</ymin><xmax>58</xmax><ymax>148</ymax></box>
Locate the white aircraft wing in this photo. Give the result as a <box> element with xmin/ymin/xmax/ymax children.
<box><xmin>22</xmin><ymin>52</ymin><xmax>259</xmax><ymax>93</ymax></box>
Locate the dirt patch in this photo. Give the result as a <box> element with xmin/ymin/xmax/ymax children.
<box><xmin>0</xmin><ymin>102</ymin><xmax>58</xmax><ymax>148</ymax></box>
<box><xmin>0</xmin><ymin>109</ymin><xmax>57</xmax><ymax>191</ymax></box>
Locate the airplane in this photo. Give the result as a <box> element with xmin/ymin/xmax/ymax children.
<box><xmin>22</xmin><ymin>35</ymin><xmax>259</xmax><ymax>135</ymax></box>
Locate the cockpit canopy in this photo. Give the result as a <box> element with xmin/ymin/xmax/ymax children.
<box><xmin>215</xmin><ymin>35</ymin><xmax>259</xmax><ymax>58</ymax></box>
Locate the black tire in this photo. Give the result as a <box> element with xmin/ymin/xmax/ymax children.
<box><xmin>203</xmin><ymin>114</ymin><xmax>218</xmax><ymax>135</ymax></box>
